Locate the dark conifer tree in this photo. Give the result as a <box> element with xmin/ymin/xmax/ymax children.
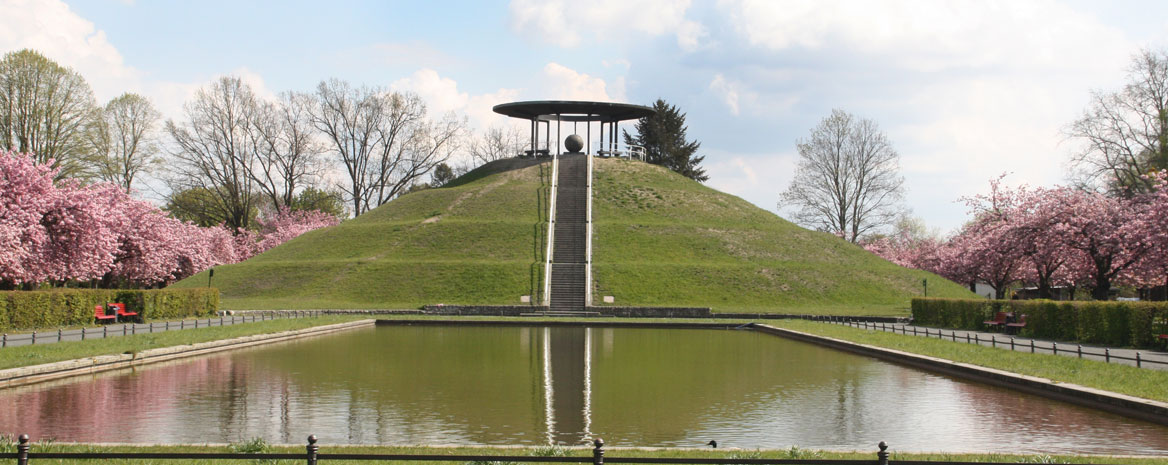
<box><xmin>623</xmin><ymin>99</ymin><xmax>707</xmax><ymax>182</ymax></box>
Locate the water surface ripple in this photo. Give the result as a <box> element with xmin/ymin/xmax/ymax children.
<box><xmin>0</xmin><ymin>326</ymin><xmax>1164</xmax><ymax>455</ymax></box>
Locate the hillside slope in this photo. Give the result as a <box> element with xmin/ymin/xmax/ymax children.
<box><xmin>171</xmin><ymin>156</ymin><xmax>973</xmax><ymax>313</ymax></box>
<box><xmin>590</xmin><ymin>158</ymin><xmax>972</xmax><ymax>314</ymax></box>
<box><xmin>170</xmin><ymin>158</ymin><xmax>552</xmax><ymax>309</ymax></box>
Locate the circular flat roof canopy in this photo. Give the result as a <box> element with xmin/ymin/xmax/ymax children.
<box><xmin>493</xmin><ymin>100</ymin><xmax>654</xmax><ymax>122</ymax></box>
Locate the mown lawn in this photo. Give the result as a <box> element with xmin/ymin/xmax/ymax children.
<box><xmin>0</xmin><ymin>315</ymin><xmax>367</xmax><ymax>370</ymax></box>
<box><xmin>767</xmin><ymin>320</ymin><xmax>1168</xmax><ymax>403</ymax></box>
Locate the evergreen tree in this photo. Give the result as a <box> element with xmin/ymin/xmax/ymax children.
<box><xmin>623</xmin><ymin>99</ymin><xmax>707</xmax><ymax>182</ymax></box>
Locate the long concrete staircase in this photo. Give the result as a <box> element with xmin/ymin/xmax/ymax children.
<box><xmin>548</xmin><ymin>154</ymin><xmax>590</xmax><ymax>313</ymax></box>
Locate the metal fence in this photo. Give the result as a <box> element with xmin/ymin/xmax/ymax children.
<box><xmin>819</xmin><ymin>317</ymin><xmax>1167</xmax><ymax>368</ymax></box>
<box><xmin>4</xmin><ymin>434</ymin><xmax>1117</xmax><ymax>465</ymax></box>
<box><xmin>0</xmin><ymin>311</ymin><xmax>325</xmax><ymax>348</ymax></box>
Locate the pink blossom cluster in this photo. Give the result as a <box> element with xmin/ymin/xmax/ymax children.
<box><xmin>0</xmin><ymin>151</ymin><xmax>335</xmax><ymax>288</ymax></box>
<box><xmin>865</xmin><ymin>174</ymin><xmax>1168</xmax><ymax>300</ymax></box>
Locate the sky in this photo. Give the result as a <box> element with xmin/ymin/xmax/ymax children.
<box><xmin>3</xmin><ymin>0</ymin><xmax>1168</xmax><ymax>234</ymax></box>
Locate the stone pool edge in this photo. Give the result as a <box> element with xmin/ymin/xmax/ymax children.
<box><xmin>751</xmin><ymin>323</ymin><xmax>1168</xmax><ymax>426</ymax></box>
<box><xmin>0</xmin><ymin>319</ymin><xmax>375</xmax><ymax>389</ymax></box>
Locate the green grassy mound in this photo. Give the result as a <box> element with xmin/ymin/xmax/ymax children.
<box><xmin>171</xmin><ymin>156</ymin><xmax>973</xmax><ymax>313</ymax></box>
<box><xmin>590</xmin><ymin>158</ymin><xmax>972</xmax><ymax>314</ymax></box>
<box><xmin>170</xmin><ymin>158</ymin><xmax>553</xmax><ymax>309</ymax></box>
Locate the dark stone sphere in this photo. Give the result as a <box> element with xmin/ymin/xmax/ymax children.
<box><xmin>565</xmin><ymin>134</ymin><xmax>584</xmax><ymax>153</ymax></box>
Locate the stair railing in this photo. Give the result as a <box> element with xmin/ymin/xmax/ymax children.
<box><xmin>585</xmin><ymin>150</ymin><xmax>594</xmax><ymax>307</ymax></box>
<box><xmin>543</xmin><ymin>153</ymin><xmax>559</xmax><ymax>306</ymax></box>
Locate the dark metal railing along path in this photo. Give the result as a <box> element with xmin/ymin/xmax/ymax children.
<box><xmin>5</xmin><ymin>435</ymin><xmax>1121</xmax><ymax>465</ymax></box>
<box><xmin>814</xmin><ymin>317</ymin><xmax>1168</xmax><ymax>371</ymax></box>
<box><xmin>0</xmin><ymin>311</ymin><xmax>326</xmax><ymax>348</ymax></box>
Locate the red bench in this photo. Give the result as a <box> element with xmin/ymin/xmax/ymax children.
<box><xmin>94</xmin><ymin>305</ymin><xmax>117</xmax><ymax>324</ymax></box>
<box><xmin>109</xmin><ymin>303</ymin><xmax>140</xmax><ymax>323</ymax></box>
<box><xmin>983</xmin><ymin>312</ymin><xmax>1009</xmax><ymax>330</ymax></box>
<box><xmin>1005</xmin><ymin>314</ymin><xmax>1027</xmax><ymax>334</ymax></box>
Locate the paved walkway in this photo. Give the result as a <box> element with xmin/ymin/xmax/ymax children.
<box><xmin>824</xmin><ymin>319</ymin><xmax>1168</xmax><ymax>371</ymax></box>
<box><xmin>0</xmin><ymin>311</ymin><xmax>325</xmax><ymax>348</ymax></box>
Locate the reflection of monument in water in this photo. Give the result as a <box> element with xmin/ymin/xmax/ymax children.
<box><xmin>538</xmin><ymin>326</ymin><xmax>594</xmax><ymax>445</ymax></box>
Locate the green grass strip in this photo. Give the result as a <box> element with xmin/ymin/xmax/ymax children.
<box><xmin>1</xmin><ymin>440</ymin><xmax>1165</xmax><ymax>464</ymax></box>
<box><xmin>768</xmin><ymin>320</ymin><xmax>1168</xmax><ymax>403</ymax></box>
<box><xmin>0</xmin><ymin>316</ymin><xmax>366</xmax><ymax>370</ymax></box>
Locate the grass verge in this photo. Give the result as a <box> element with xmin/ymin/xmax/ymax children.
<box><xmin>767</xmin><ymin>320</ymin><xmax>1168</xmax><ymax>403</ymax></box>
<box><xmin>0</xmin><ymin>315</ymin><xmax>366</xmax><ymax>370</ymax></box>
<box><xmin>1</xmin><ymin>440</ymin><xmax>1165</xmax><ymax>464</ymax></box>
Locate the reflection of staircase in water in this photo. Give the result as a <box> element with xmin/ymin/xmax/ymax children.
<box><xmin>547</xmin><ymin>154</ymin><xmax>597</xmax><ymax>316</ymax></box>
<box><xmin>541</xmin><ymin>326</ymin><xmax>593</xmax><ymax>445</ymax></box>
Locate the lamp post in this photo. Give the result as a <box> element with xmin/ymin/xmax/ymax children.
<box><xmin>208</xmin><ymin>268</ymin><xmax>215</xmax><ymax>288</ymax></box>
<box><xmin>922</xmin><ymin>278</ymin><xmax>928</xmax><ymax>297</ymax></box>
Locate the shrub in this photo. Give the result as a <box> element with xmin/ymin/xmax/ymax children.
<box><xmin>0</xmin><ymin>288</ymin><xmax>218</xmax><ymax>330</ymax></box>
<box><xmin>912</xmin><ymin>297</ymin><xmax>1168</xmax><ymax>348</ymax></box>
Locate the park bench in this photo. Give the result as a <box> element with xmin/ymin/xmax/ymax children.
<box><xmin>109</xmin><ymin>303</ymin><xmax>140</xmax><ymax>323</ymax></box>
<box><xmin>983</xmin><ymin>311</ymin><xmax>1009</xmax><ymax>331</ymax></box>
<box><xmin>94</xmin><ymin>305</ymin><xmax>117</xmax><ymax>324</ymax></box>
<box><xmin>1005</xmin><ymin>314</ymin><xmax>1027</xmax><ymax>334</ymax></box>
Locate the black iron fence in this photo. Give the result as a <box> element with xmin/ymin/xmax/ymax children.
<box><xmin>0</xmin><ymin>311</ymin><xmax>325</xmax><ymax>348</ymax></box>
<box><xmin>5</xmin><ymin>434</ymin><xmax>1113</xmax><ymax>465</ymax></box>
<box><xmin>819</xmin><ymin>317</ymin><xmax>1168</xmax><ymax>369</ymax></box>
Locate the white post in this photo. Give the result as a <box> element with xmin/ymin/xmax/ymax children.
<box><xmin>585</xmin><ymin>144</ymin><xmax>593</xmax><ymax>307</ymax></box>
<box><xmin>543</xmin><ymin>152</ymin><xmax>559</xmax><ymax>307</ymax></box>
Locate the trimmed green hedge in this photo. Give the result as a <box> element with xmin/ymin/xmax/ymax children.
<box><xmin>0</xmin><ymin>288</ymin><xmax>219</xmax><ymax>331</ymax></box>
<box><xmin>911</xmin><ymin>298</ymin><xmax>1168</xmax><ymax>348</ymax></box>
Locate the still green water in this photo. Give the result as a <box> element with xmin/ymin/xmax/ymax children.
<box><xmin>1</xmin><ymin>325</ymin><xmax>1166</xmax><ymax>454</ymax></box>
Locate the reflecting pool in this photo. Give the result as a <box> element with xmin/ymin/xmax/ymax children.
<box><xmin>0</xmin><ymin>325</ymin><xmax>1165</xmax><ymax>454</ymax></box>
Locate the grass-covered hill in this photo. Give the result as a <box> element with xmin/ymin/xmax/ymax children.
<box><xmin>171</xmin><ymin>157</ymin><xmax>974</xmax><ymax>314</ymax></box>
<box><xmin>590</xmin><ymin>158</ymin><xmax>972</xmax><ymax>314</ymax></box>
<box><xmin>171</xmin><ymin>158</ymin><xmax>553</xmax><ymax>310</ymax></box>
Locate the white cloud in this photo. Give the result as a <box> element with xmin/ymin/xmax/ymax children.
<box><xmin>0</xmin><ymin>0</ymin><xmax>138</xmax><ymax>101</ymax></box>
<box><xmin>391</xmin><ymin>68</ymin><xmax>521</xmax><ymax>130</ymax></box>
<box><xmin>509</xmin><ymin>0</ymin><xmax>703</xmax><ymax>50</ymax></box>
<box><xmin>709</xmin><ymin>74</ymin><xmax>740</xmax><ymax>115</ymax></box>
<box><xmin>722</xmin><ymin>0</ymin><xmax>1129</xmax><ymax>73</ymax></box>
<box><xmin>540</xmin><ymin>63</ymin><xmax>624</xmax><ymax>102</ymax></box>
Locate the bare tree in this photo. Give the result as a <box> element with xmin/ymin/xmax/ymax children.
<box><xmin>87</xmin><ymin>93</ymin><xmax>161</xmax><ymax>192</ymax></box>
<box><xmin>780</xmin><ymin>109</ymin><xmax>904</xmax><ymax>243</ymax></box>
<box><xmin>310</xmin><ymin>79</ymin><xmax>383</xmax><ymax>216</ymax></box>
<box><xmin>164</xmin><ymin>76</ymin><xmax>260</xmax><ymax>231</ymax></box>
<box><xmin>1068</xmin><ymin>49</ymin><xmax>1168</xmax><ymax>197</ymax></box>
<box><xmin>310</xmin><ymin>79</ymin><xmax>463</xmax><ymax>215</ymax></box>
<box><xmin>0</xmin><ymin>49</ymin><xmax>96</xmax><ymax>179</ymax></box>
<box><xmin>469</xmin><ymin>124</ymin><xmax>524</xmax><ymax>166</ymax></box>
<box><xmin>248</xmin><ymin>91</ymin><xmax>326</xmax><ymax>209</ymax></box>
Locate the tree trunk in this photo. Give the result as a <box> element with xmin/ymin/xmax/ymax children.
<box><xmin>1091</xmin><ymin>274</ymin><xmax>1111</xmax><ymax>300</ymax></box>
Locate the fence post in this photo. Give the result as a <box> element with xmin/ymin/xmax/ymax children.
<box><xmin>1105</xmin><ymin>348</ymin><xmax>1110</xmax><ymax>363</ymax></box>
<box><xmin>81</xmin><ymin>328</ymin><xmax>85</xmax><ymax>341</ymax></box>
<box><xmin>1077</xmin><ymin>345</ymin><xmax>1082</xmax><ymax>358</ymax></box>
<box><xmin>1010</xmin><ymin>338</ymin><xmax>1014</xmax><ymax>351</ymax></box>
<box><xmin>17</xmin><ymin>434</ymin><xmax>29</xmax><ymax>465</ymax></box>
<box><xmin>2</xmin><ymin>333</ymin><xmax>6</xmax><ymax>347</ymax></box>
<box><xmin>306</xmin><ymin>435</ymin><xmax>318</xmax><ymax>465</ymax></box>
<box><xmin>592</xmin><ymin>438</ymin><xmax>605</xmax><ymax>465</ymax></box>
<box><xmin>1137</xmin><ymin>352</ymin><xmax>1142</xmax><ymax>368</ymax></box>
<box><xmin>877</xmin><ymin>441</ymin><xmax>889</xmax><ymax>465</ymax></box>
<box><xmin>31</xmin><ymin>331</ymin><xmax>35</xmax><ymax>345</ymax></box>
<box><xmin>103</xmin><ymin>326</ymin><xmax>107</xmax><ymax>338</ymax></box>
